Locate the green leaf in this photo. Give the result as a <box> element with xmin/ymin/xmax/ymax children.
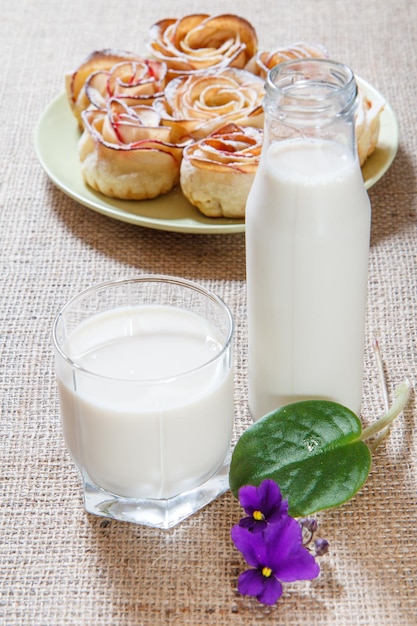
<box><xmin>229</xmin><ymin>400</ymin><xmax>372</xmax><ymax>518</ymax></box>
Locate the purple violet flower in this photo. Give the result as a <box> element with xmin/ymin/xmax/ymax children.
<box><xmin>231</xmin><ymin>515</ymin><xmax>320</xmax><ymax>605</ymax></box>
<box><xmin>238</xmin><ymin>479</ymin><xmax>289</xmax><ymax>533</ymax></box>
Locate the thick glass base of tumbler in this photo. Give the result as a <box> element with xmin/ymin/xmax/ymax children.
<box><xmin>81</xmin><ymin>453</ymin><xmax>231</xmax><ymax>529</ymax></box>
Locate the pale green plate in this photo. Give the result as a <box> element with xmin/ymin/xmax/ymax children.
<box><xmin>34</xmin><ymin>77</ymin><xmax>398</xmax><ymax>235</ymax></box>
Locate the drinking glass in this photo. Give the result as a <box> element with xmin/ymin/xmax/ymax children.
<box><xmin>52</xmin><ymin>276</ymin><xmax>235</xmax><ymax>528</ymax></box>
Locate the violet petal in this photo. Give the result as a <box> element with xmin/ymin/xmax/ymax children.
<box><xmin>231</xmin><ymin>524</ymin><xmax>267</xmax><ymax>568</ymax></box>
<box><xmin>257</xmin><ymin>479</ymin><xmax>284</xmax><ymax>517</ymax></box>
<box><xmin>237</xmin><ymin>569</ymin><xmax>265</xmax><ymax>598</ymax></box>
<box><xmin>238</xmin><ymin>516</ymin><xmax>267</xmax><ymax>533</ymax></box>
<box><xmin>257</xmin><ymin>576</ymin><xmax>283</xmax><ymax>605</ymax></box>
<box><xmin>265</xmin><ymin>518</ymin><xmax>320</xmax><ymax>582</ymax></box>
<box><xmin>238</xmin><ymin>484</ymin><xmax>259</xmax><ymax>515</ymax></box>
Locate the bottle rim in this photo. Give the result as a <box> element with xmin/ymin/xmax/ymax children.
<box><xmin>265</xmin><ymin>58</ymin><xmax>357</xmax><ymax>119</ymax></box>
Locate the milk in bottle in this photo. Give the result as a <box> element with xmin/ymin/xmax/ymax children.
<box><xmin>245</xmin><ymin>60</ymin><xmax>371</xmax><ymax>420</ymax></box>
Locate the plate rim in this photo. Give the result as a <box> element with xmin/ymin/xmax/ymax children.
<box><xmin>34</xmin><ymin>76</ymin><xmax>399</xmax><ymax>235</ymax></box>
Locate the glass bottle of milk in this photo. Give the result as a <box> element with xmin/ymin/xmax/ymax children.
<box><xmin>246</xmin><ymin>59</ymin><xmax>371</xmax><ymax>421</ymax></box>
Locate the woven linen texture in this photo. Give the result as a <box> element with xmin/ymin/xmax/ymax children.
<box><xmin>1</xmin><ymin>0</ymin><xmax>416</xmax><ymax>624</ymax></box>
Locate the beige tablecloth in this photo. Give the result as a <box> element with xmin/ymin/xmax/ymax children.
<box><xmin>1</xmin><ymin>1</ymin><xmax>416</xmax><ymax>624</ymax></box>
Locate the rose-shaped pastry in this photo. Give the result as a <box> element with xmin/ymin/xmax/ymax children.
<box><xmin>147</xmin><ymin>14</ymin><xmax>258</xmax><ymax>80</ymax></box>
<box><xmin>246</xmin><ymin>42</ymin><xmax>328</xmax><ymax>78</ymax></box>
<box><xmin>76</xmin><ymin>59</ymin><xmax>167</xmax><ymax>127</ymax></box>
<box><xmin>355</xmin><ymin>87</ymin><xmax>384</xmax><ymax>166</ymax></box>
<box><xmin>154</xmin><ymin>67</ymin><xmax>265</xmax><ymax>142</ymax></box>
<box><xmin>85</xmin><ymin>59</ymin><xmax>166</xmax><ymax>104</ymax></box>
<box><xmin>180</xmin><ymin>123</ymin><xmax>263</xmax><ymax>218</ymax></box>
<box><xmin>79</xmin><ymin>99</ymin><xmax>183</xmax><ymax>199</ymax></box>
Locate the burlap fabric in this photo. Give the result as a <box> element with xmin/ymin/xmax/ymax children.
<box><xmin>1</xmin><ymin>0</ymin><xmax>416</xmax><ymax>624</ymax></box>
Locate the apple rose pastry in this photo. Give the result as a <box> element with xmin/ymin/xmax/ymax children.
<box><xmin>81</xmin><ymin>59</ymin><xmax>167</xmax><ymax>112</ymax></box>
<box><xmin>154</xmin><ymin>67</ymin><xmax>265</xmax><ymax>142</ymax></box>
<box><xmin>147</xmin><ymin>14</ymin><xmax>258</xmax><ymax>80</ymax></box>
<box><xmin>355</xmin><ymin>87</ymin><xmax>384</xmax><ymax>166</ymax></box>
<box><xmin>246</xmin><ymin>42</ymin><xmax>328</xmax><ymax>78</ymax></box>
<box><xmin>180</xmin><ymin>124</ymin><xmax>263</xmax><ymax>218</ymax></box>
<box><xmin>79</xmin><ymin>99</ymin><xmax>183</xmax><ymax>200</ymax></box>
<box><xmin>65</xmin><ymin>49</ymin><xmax>151</xmax><ymax>126</ymax></box>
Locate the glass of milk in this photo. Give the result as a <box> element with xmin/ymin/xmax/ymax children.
<box><xmin>52</xmin><ymin>276</ymin><xmax>235</xmax><ymax>528</ymax></box>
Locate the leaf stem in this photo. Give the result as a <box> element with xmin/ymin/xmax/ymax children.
<box><xmin>368</xmin><ymin>337</ymin><xmax>391</xmax><ymax>452</ymax></box>
<box><xmin>373</xmin><ymin>337</ymin><xmax>389</xmax><ymax>412</ymax></box>
<box><xmin>360</xmin><ymin>380</ymin><xmax>411</xmax><ymax>443</ymax></box>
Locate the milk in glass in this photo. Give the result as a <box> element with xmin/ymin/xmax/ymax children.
<box><xmin>57</xmin><ymin>304</ymin><xmax>234</xmax><ymax>499</ymax></box>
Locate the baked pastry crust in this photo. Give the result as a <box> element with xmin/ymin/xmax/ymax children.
<box><xmin>180</xmin><ymin>124</ymin><xmax>262</xmax><ymax>218</ymax></box>
<box><xmin>356</xmin><ymin>87</ymin><xmax>384</xmax><ymax>166</ymax></box>
<box><xmin>79</xmin><ymin>100</ymin><xmax>183</xmax><ymax>200</ymax></box>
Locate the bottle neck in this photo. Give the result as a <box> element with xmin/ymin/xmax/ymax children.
<box><xmin>263</xmin><ymin>59</ymin><xmax>358</xmax><ymax>159</ymax></box>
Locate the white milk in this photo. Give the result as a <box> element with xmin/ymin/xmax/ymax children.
<box><xmin>57</xmin><ymin>305</ymin><xmax>234</xmax><ymax>499</ymax></box>
<box><xmin>246</xmin><ymin>138</ymin><xmax>371</xmax><ymax>420</ymax></box>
